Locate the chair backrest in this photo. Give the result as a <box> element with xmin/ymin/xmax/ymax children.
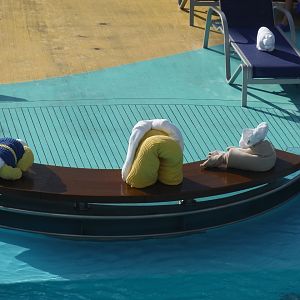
<box><xmin>220</xmin><ymin>0</ymin><xmax>274</xmax><ymax>28</ymax></box>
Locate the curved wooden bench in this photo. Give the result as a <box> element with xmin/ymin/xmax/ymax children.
<box><xmin>0</xmin><ymin>149</ymin><xmax>299</xmax><ymax>203</ymax></box>
<box><xmin>0</xmin><ymin>149</ymin><xmax>299</xmax><ymax>239</ymax></box>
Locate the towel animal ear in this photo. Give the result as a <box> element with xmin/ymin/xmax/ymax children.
<box><xmin>125</xmin><ymin>130</ymin><xmax>183</xmax><ymax>188</ymax></box>
<box><xmin>0</xmin><ymin>139</ymin><xmax>34</xmax><ymax>180</ymax></box>
<box><xmin>239</xmin><ymin>122</ymin><xmax>269</xmax><ymax>148</ymax></box>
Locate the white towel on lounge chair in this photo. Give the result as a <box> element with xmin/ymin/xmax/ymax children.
<box><xmin>256</xmin><ymin>27</ymin><xmax>275</xmax><ymax>52</ymax></box>
<box><xmin>239</xmin><ymin>122</ymin><xmax>269</xmax><ymax>148</ymax></box>
<box><xmin>122</xmin><ymin>119</ymin><xmax>184</xmax><ymax>181</ymax></box>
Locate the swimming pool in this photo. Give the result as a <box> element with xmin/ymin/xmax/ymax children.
<box><xmin>0</xmin><ymin>190</ymin><xmax>299</xmax><ymax>299</ymax></box>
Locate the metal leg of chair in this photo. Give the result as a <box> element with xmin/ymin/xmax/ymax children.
<box><xmin>227</xmin><ymin>65</ymin><xmax>242</xmax><ymax>84</ymax></box>
<box><xmin>241</xmin><ymin>65</ymin><xmax>248</xmax><ymax>107</ymax></box>
<box><xmin>190</xmin><ymin>0</ymin><xmax>195</xmax><ymax>26</ymax></box>
<box><xmin>178</xmin><ymin>0</ymin><xmax>188</xmax><ymax>9</ymax></box>
<box><xmin>203</xmin><ymin>9</ymin><xmax>213</xmax><ymax>48</ymax></box>
<box><xmin>224</xmin><ymin>44</ymin><xmax>231</xmax><ymax>81</ymax></box>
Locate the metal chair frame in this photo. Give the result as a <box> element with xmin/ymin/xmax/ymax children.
<box><xmin>203</xmin><ymin>5</ymin><xmax>300</xmax><ymax>107</ymax></box>
<box><xmin>178</xmin><ymin>0</ymin><xmax>219</xmax><ymax>26</ymax></box>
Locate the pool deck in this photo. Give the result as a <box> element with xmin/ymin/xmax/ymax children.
<box><xmin>0</xmin><ymin>0</ymin><xmax>300</xmax><ymax>168</ymax></box>
<box><xmin>0</xmin><ymin>0</ymin><xmax>222</xmax><ymax>83</ymax></box>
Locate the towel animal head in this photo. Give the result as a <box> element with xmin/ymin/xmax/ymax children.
<box><xmin>239</xmin><ymin>122</ymin><xmax>269</xmax><ymax>148</ymax></box>
<box><xmin>0</xmin><ymin>138</ymin><xmax>34</xmax><ymax>180</ymax></box>
<box><xmin>256</xmin><ymin>27</ymin><xmax>275</xmax><ymax>52</ymax></box>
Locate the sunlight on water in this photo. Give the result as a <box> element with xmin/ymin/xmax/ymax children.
<box><xmin>0</xmin><ymin>193</ymin><xmax>300</xmax><ymax>299</ymax></box>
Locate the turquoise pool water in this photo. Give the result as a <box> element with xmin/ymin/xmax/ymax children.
<box><xmin>0</xmin><ymin>193</ymin><xmax>300</xmax><ymax>299</ymax></box>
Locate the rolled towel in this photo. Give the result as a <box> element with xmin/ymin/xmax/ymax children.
<box><xmin>256</xmin><ymin>27</ymin><xmax>275</xmax><ymax>52</ymax></box>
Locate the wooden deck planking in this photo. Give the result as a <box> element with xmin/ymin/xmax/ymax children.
<box><xmin>53</xmin><ymin>106</ymin><xmax>82</xmax><ymax>168</ymax></box>
<box><xmin>180</xmin><ymin>105</ymin><xmax>215</xmax><ymax>154</ymax></box>
<box><xmin>163</xmin><ymin>105</ymin><xmax>199</xmax><ymax>162</ymax></box>
<box><xmin>46</xmin><ymin>106</ymin><xmax>76</xmax><ymax>167</ymax></box>
<box><xmin>0</xmin><ymin>103</ymin><xmax>299</xmax><ymax>169</ymax></box>
<box><xmin>272</xmin><ymin>108</ymin><xmax>300</xmax><ymax>146</ymax></box>
<box><xmin>18</xmin><ymin>108</ymin><xmax>48</xmax><ymax>164</ymax></box>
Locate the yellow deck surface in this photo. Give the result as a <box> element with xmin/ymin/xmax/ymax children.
<box><xmin>0</xmin><ymin>0</ymin><xmax>222</xmax><ymax>83</ymax></box>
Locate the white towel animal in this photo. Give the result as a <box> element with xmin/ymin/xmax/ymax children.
<box><xmin>122</xmin><ymin>119</ymin><xmax>184</xmax><ymax>181</ymax></box>
<box><xmin>239</xmin><ymin>122</ymin><xmax>269</xmax><ymax>148</ymax></box>
<box><xmin>200</xmin><ymin>122</ymin><xmax>276</xmax><ymax>172</ymax></box>
<box><xmin>256</xmin><ymin>27</ymin><xmax>275</xmax><ymax>52</ymax></box>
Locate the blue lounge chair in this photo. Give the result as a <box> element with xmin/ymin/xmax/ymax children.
<box><xmin>203</xmin><ymin>0</ymin><xmax>300</xmax><ymax>107</ymax></box>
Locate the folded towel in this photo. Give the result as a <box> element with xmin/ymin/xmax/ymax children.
<box><xmin>239</xmin><ymin>122</ymin><xmax>268</xmax><ymax>148</ymax></box>
<box><xmin>122</xmin><ymin>119</ymin><xmax>184</xmax><ymax>181</ymax></box>
<box><xmin>256</xmin><ymin>27</ymin><xmax>275</xmax><ymax>52</ymax></box>
<box><xmin>125</xmin><ymin>133</ymin><xmax>183</xmax><ymax>188</ymax></box>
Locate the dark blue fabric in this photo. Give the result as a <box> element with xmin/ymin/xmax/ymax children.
<box><xmin>220</xmin><ymin>0</ymin><xmax>274</xmax><ymax>28</ymax></box>
<box><xmin>0</xmin><ymin>147</ymin><xmax>16</xmax><ymax>167</ymax></box>
<box><xmin>229</xmin><ymin>26</ymin><xmax>300</xmax><ymax>78</ymax></box>
<box><xmin>0</xmin><ymin>138</ymin><xmax>25</xmax><ymax>167</ymax></box>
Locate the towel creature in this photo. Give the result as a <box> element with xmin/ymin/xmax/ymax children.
<box><xmin>256</xmin><ymin>27</ymin><xmax>275</xmax><ymax>52</ymax></box>
<box><xmin>200</xmin><ymin>122</ymin><xmax>276</xmax><ymax>172</ymax></box>
<box><xmin>0</xmin><ymin>137</ymin><xmax>34</xmax><ymax>180</ymax></box>
<box><xmin>122</xmin><ymin>119</ymin><xmax>184</xmax><ymax>188</ymax></box>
